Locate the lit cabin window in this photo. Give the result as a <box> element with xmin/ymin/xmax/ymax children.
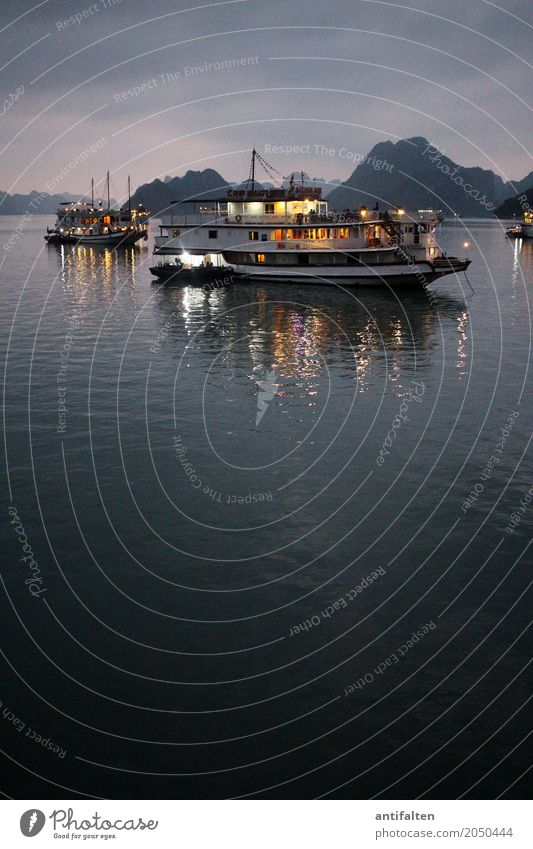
<box><xmin>172</xmin><ymin>229</ymin><xmax>180</xmax><ymax>237</ymax></box>
<box><xmin>265</xmin><ymin>203</ymin><xmax>274</xmax><ymax>214</ymax></box>
<box><xmin>256</xmin><ymin>254</ymin><xmax>265</xmax><ymax>263</ymax></box>
<box><xmin>248</xmin><ymin>231</ymin><xmax>259</xmax><ymax>240</ymax></box>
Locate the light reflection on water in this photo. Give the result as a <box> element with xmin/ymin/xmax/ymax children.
<box><xmin>0</xmin><ymin>217</ymin><xmax>531</xmax><ymax>800</ymax></box>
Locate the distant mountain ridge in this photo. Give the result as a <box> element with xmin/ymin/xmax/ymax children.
<box><xmin>0</xmin><ymin>170</ymin><xmax>229</xmax><ymax>217</ymax></box>
<box><xmin>3</xmin><ymin>140</ymin><xmax>532</xmax><ymax>216</ymax></box>
<box><xmin>0</xmin><ymin>190</ymin><xmax>81</xmax><ymax>215</ymax></box>
<box><xmin>495</xmin><ymin>187</ymin><xmax>533</xmax><ymax>219</ymax></box>
<box><xmin>130</xmin><ymin>169</ymin><xmax>229</xmax><ymax>214</ymax></box>
<box><xmin>327</xmin><ymin>137</ymin><xmax>519</xmax><ymax>217</ymax></box>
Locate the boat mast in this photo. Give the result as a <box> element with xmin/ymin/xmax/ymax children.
<box><xmin>91</xmin><ymin>177</ymin><xmax>94</xmax><ymax>207</ymax></box>
<box><xmin>107</xmin><ymin>170</ymin><xmax>110</xmax><ymax>211</ymax></box>
<box><xmin>128</xmin><ymin>175</ymin><xmax>131</xmax><ymax>216</ymax></box>
<box><xmin>251</xmin><ymin>148</ymin><xmax>256</xmax><ymax>191</ymax></box>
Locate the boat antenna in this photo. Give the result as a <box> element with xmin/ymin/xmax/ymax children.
<box><xmin>128</xmin><ymin>175</ymin><xmax>131</xmax><ymax>215</ymax></box>
<box><xmin>251</xmin><ymin>147</ymin><xmax>256</xmax><ymax>192</ymax></box>
<box><xmin>91</xmin><ymin>177</ymin><xmax>94</xmax><ymax>208</ymax></box>
<box><xmin>107</xmin><ymin>170</ymin><xmax>110</xmax><ymax>211</ymax></box>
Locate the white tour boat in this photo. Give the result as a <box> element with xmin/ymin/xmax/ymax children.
<box><xmin>45</xmin><ymin>174</ymin><xmax>149</xmax><ymax>247</ymax></box>
<box><xmin>152</xmin><ymin>150</ymin><xmax>470</xmax><ymax>286</ymax></box>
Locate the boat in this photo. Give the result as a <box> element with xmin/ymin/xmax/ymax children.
<box><xmin>152</xmin><ymin>149</ymin><xmax>470</xmax><ymax>287</ymax></box>
<box><xmin>506</xmin><ymin>209</ymin><xmax>533</xmax><ymax>239</ymax></box>
<box><xmin>149</xmin><ymin>258</ymin><xmax>234</xmax><ymax>287</ymax></box>
<box><xmin>417</xmin><ymin>208</ymin><xmax>445</xmax><ymax>223</ymax></box>
<box><xmin>45</xmin><ymin>174</ymin><xmax>149</xmax><ymax>247</ymax></box>
<box><xmin>505</xmin><ymin>225</ymin><xmax>524</xmax><ymax>239</ymax></box>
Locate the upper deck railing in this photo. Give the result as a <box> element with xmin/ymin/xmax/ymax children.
<box><xmin>159</xmin><ymin>208</ymin><xmax>439</xmax><ymax>228</ymax></box>
<box><xmin>161</xmin><ymin>212</ymin><xmax>368</xmax><ymax>227</ymax></box>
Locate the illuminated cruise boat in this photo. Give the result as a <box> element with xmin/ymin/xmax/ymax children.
<box><xmin>506</xmin><ymin>208</ymin><xmax>533</xmax><ymax>239</ymax></box>
<box><xmin>151</xmin><ymin>150</ymin><xmax>470</xmax><ymax>286</ymax></box>
<box><xmin>45</xmin><ymin>174</ymin><xmax>149</xmax><ymax>247</ymax></box>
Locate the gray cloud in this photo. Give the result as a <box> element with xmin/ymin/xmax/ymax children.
<box><xmin>1</xmin><ymin>0</ymin><xmax>532</xmax><ymax>194</ymax></box>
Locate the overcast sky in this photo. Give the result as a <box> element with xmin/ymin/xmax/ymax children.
<box><xmin>1</xmin><ymin>0</ymin><xmax>532</xmax><ymax>199</ymax></box>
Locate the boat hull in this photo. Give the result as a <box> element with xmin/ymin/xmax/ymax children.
<box><xmin>149</xmin><ymin>264</ymin><xmax>235</xmax><ymax>287</ymax></box>
<box><xmin>45</xmin><ymin>229</ymin><xmax>147</xmax><ymax>246</ymax></box>
<box><xmin>226</xmin><ymin>259</ymin><xmax>470</xmax><ymax>286</ymax></box>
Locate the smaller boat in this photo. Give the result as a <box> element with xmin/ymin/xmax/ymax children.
<box><xmin>506</xmin><ymin>209</ymin><xmax>533</xmax><ymax>239</ymax></box>
<box><xmin>149</xmin><ymin>258</ymin><xmax>235</xmax><ymax>287</ymax></box>
<box><xmin>505</xmin><ymin>226</ymin><xmax>524</xmax><ymax>239</ymax></box>
<box><xmin>45</xmin><ymin>174</ymin><xmax>149</xmax><ymax>247</ymax></box>
<box><xmin>417</xmin><ymin>208</ymin><xmax>445</xmax><ymax>223</ymax></box>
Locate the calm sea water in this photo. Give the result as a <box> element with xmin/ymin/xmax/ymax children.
<box><xmin>1</xmin><ymin>215</ymin><xmax>531</xmax><ymax>799</ymax></box>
